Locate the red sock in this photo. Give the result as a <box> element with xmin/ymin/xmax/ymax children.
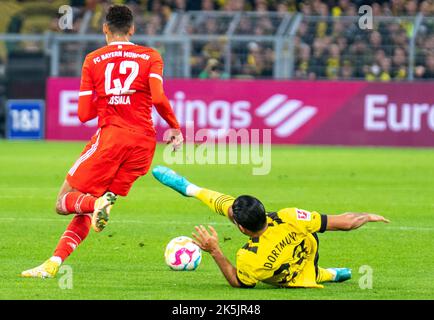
<box><xmin>61</xmin><ymin>191</ymin><xmax>97</xmax><ymax>214</ymax></box>
<box><xmin>53</xmin><ymin>215</ymin><xmax>91</xmax><ymax>262</ymax></box>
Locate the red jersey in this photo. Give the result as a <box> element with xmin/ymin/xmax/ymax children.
<box><xmin>78</xmin><ymin>41</ymin><xmax>178</xmax><ymax>134</ymax></box>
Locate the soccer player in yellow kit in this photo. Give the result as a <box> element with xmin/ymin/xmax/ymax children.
<box><xmin>152</xmin><ymin>166</ymin><xmax>389</xmax><ymax>289</ymax></box>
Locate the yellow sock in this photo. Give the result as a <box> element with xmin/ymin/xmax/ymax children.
<box><xmin>316</xmin><ymin>267</ymin><xmax>335</xmax><ymax>283</ymax></box>
<box><xmin>195</xmin><ymin>188</ymin><xmax>235</xmax><ymax>218</ymax></box>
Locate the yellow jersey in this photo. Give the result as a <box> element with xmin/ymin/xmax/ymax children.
<box><xmin>236</xmin><ymin>208</ymin><xmax>327</xmax><ymax>288</ymax></box>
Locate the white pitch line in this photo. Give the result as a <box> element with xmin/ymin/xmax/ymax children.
<box><xmin>363</xmin><ymin>225</ymin><xmax>434</xmax><ymax>232</ymax></box>
<box><xmin>0</xmin><ymin>217</ymin><xmax>432</xmax><ymax>232</ymax></box>
<box><xmin>0</xmin><ymin>196</ymin><xmax>54</xmax><ymax>200</ymax></box>
<box><xmin>0</xmin><ymin>217</ymin><xmax>231</xmax><ymax>226</ymax></box>
<box><xmin>0</xmin><ymin>187</ymin><xmax>58</xmax><ymax>191</ymax></box>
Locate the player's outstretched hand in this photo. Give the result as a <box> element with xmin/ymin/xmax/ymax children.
<box><xmin>165</xmin><ymin>128</ymin><xmax>184</xmax><ymax>152</ymax></box>
<box><xmin>192</xmin><ymin>225</ymin><xmax>220</xmax><ymax>254</ymax></box>
<box><xmin>366</xmin><ymin>213</ymin><xmax>390</xmax><ymax>223</ymax></box>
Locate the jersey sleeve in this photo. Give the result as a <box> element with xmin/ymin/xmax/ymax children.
<box><xmin>149</xmin><ymin>51</ymin><xmax>164</xmax><ymax>82</ymax></box>
<box><xmin>235</xmin><ymin>250</ymin><xmax>259</xmax><ymax>288</ymax></box>
<box><xmin>148</xmin><ymin>50</ymin><xmax>180</xmax><ymax>129</ymax></box>
<box><xmin>280</xmin><ymin>208</ymin><xmax>328</xmax><ymax>234</ymax></box>
<box><xmin>79</xmin><ymin>56</ymin><xmax>94</xmax><ymax>97</ymax></box>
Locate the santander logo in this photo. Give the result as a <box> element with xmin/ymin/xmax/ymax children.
<box><xmin>255</xmin><ymin>94</ymin><xmax>318</xmax><ymax>138</ymax></box>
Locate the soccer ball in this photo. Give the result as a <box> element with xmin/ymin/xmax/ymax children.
<box><xmin>164</xmin><ymin>236</ymin><xmax>202</xmax><ymax>271</ymax></box>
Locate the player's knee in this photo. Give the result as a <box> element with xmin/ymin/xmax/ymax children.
<box><xmin>55</xmin><ymin>199</ymin><xmax>68</xmax><ymax>215</ymax></box>
<box><xmin>55</xmin><ymin>206</ymin><xmax>68</xmax><ymax>215</ymax></box>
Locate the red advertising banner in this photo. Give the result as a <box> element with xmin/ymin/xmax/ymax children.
<box><xmin>46</xmin><ymin>78</ymin><xmax>434</xmax><ymax>146</ymax></box>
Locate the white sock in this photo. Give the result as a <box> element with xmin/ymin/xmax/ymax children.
<box><xmin>186</xmin><ymin>184</ymin><xmax>201</xmax><ymax>197</ymax></box>
<box><xmin>50</xmin><ymin>256</ymin><xmax>62</xmax><ymax>265</ymax></box>
<box><xmin>327</xmin><ymin>268</ymin><xmax>337</xmax><ymax>281</ymax></box>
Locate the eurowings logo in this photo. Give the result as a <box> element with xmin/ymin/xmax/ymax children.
<box><xmin>255</xmin><ymin>94</ymin><xmax>318</xmax><ymax>137</ymax></box>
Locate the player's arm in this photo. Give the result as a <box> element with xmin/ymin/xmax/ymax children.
<box><xmin>78</xmin><ymin>95</ymin><xmax>97</xmax><ymax>123</ymax></box>
<box><xmin>149</xmin><ymin>78</ymin><xmax>179</xmax><ymax>129</ymax></box>
<box><xmin>149</xmin><ymin>52</ymin><xmax>183</xmax><ymax>150</ymax></box>
<box><xmin>192</xmin><ymin>225</ymin><xmax>243</xmax><ymax>288</ymax></box>
<box><xmin>285</xmin><ymin>208</ymin><xmax>389</xmax><ymax>233</ymax></box>
<box><xmin>78</xmin><ymin>57</ymin><xmax>97</xmax><ymax>123</ymax></box>
<box><xmin>326</xmin><ymin>213</ymin><xmax>390</xmax><ymax>231</ymax></box>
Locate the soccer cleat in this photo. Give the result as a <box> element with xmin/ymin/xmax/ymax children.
<box><xmin>152</xmin><ymin>165</ymin><xmax>192</xmax><ymax>197</ymax></box>
<box><xmin>21</xmin><ymin>259</ymin><xmax>60</xmax><ymax>278</ymax></box>
<box><xmin>328</xmin><ymin>268</ymin><xmax>352</xmax><ymax>282</ymax></box>
<box><xmin>92</xmin><ymin>191</ymin><xmax>117</xmax><ymax>232</ymax></box>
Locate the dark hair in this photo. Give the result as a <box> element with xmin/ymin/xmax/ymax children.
<box><xmin>105</xmin><ymin>5</ymin><xmax>134</xmax><ymax>35</ymax></box>
<box><xmin>232</xmin><ymin>195</ymin><xmax>266</xmax><ymax>232</ymax></box>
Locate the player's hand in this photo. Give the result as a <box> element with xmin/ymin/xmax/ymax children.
<box><xmin>165</xmin><ymin>128</ymin><xmax>183</xmax><ymax>152</ymax></box>
<box><xmin>366</xmin><ymin>214</ymin><xmax>390</xmax><ymax>223</ymax></box>
<box><xmin>192</xmin><ymin>225</ymin><xmax>220</xmax><ymax>254</ymax></box>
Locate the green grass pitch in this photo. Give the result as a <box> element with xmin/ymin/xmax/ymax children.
<box><xmin>0</xmin><ymin>141</ymin><xmax>433</xmax><ymax>300</ymax></box>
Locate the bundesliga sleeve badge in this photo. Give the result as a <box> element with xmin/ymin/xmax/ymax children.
<box><xmin>296</xmin><ymin>209</ymin><xmax>312</xmax><ymax>221</ymax></box>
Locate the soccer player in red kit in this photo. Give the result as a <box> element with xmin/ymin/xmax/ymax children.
<box><xmin>21</xmin><ymin>5</ymin><xmax>183</xmax><ymax>278</ymax></box>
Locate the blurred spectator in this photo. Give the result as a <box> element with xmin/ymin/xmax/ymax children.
<box><xmin>237</xmin><ymin>41</ymin><xmax>274</xmax><ymax>78</ymax></box>
<box><xmin>420</xmin><ymin>0</ymin><xmax>434</xmax><ymax>16</ymax></box>
<box><xmin>191</xmin><ymin>38</ymin><xmax>226</xmax><ymax>77</ymax></box>
<box><xmin>369</xmin><ymin>31</ymin><xmax>383</xmax><ymax>53</ymax></box>
<box><xmin>310</xmin><ymin>37</ymin><xmax>329</xmax><ymax>77</ymax></box>
<box><xmin>390</xmin><ymin>0</ymin><xmax>406</xmax><ymax>16</ymax></box>
<box><xmin>198</xmin><ymin>58</ymin><xmax>229</xmax><ymax>79</ymax></box>
<box><xmin>335</xmin><ymin>36</ymin><xmax>348</xmax><ymax>56</ymax></box>
<box><xmin>325</xmin><ymin>44</ymin><xmax>340</xmax><ymax>79</ymax></box>
<box><xmin>201</xmin><ymin>0</ymin><xmax>217</xmax><ymax>10</ymax></box>
<box><xmin>349</xmin><ymin>36</ymin><xmax>370</xmax><ymax>78</ymax></box>
<box><xmin>340</xmin><ymin>59</ymin><xmax>354</xmax><ymax>80</ymax></box>
<box><xmin>392</xmin><ymin>47</ymin><xmax>408</xmax><ymax>80</ymax></box>
<box><xmin>203</xmin><ymin>40</ymin><xmax>226</xmax><ymax>61</ymax></box>
<box><xmin>237</xmin><ymin>16</ymin><xmax>254</xmax><ymax>35</ymax></box>
<box><xmin>379</xmin><ymin>57</ymin><xmax>392</xmax><ymax>81</ymax></box>
<box><xmin>405</xmin><ymin>0</ymin><xmax>419</xmax><ymax>16</ymax></box>
<box><xmin>246</xmin><ymin>41</ymin><xmax>264</xmax><ymax>75</ymax></box>
<box><xmin>223</xmin><ymin>0</ymin><xmax>247</xmax><ymax>11</ymax></box>
<box><xmin>294</xmin><ymin>43</ymin><xmax>316</xmax><ymax>79</ymax></box>
<box><xmin>415</xmin><ymin>53</ymin><xmax>434</xmax><ymax>78</ymax></box>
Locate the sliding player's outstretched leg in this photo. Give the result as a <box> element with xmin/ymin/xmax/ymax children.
<box><xmin>327</xmin><ymin>268</ymin><xmax>352</xmax><ymax>282</ymax></box>
<box><xmin>316</xmin><ymin>267</ymin><xmax>352</xmax><ymax>283</ymax></box>
<box><xmin>152</xmin><ymin>165</ymin><xmax>194</xmax><ymax>197</ymax></box>
<box><xmin>152</xmin><ymin>165</ymin><xmax>235</xmax><ymax>219</ymax></box>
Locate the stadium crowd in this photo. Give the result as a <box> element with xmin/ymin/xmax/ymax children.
<box><xmin>1</xmin><ymin>0</ymin><xmax>434</xmax><ymax>80</ymax></box>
